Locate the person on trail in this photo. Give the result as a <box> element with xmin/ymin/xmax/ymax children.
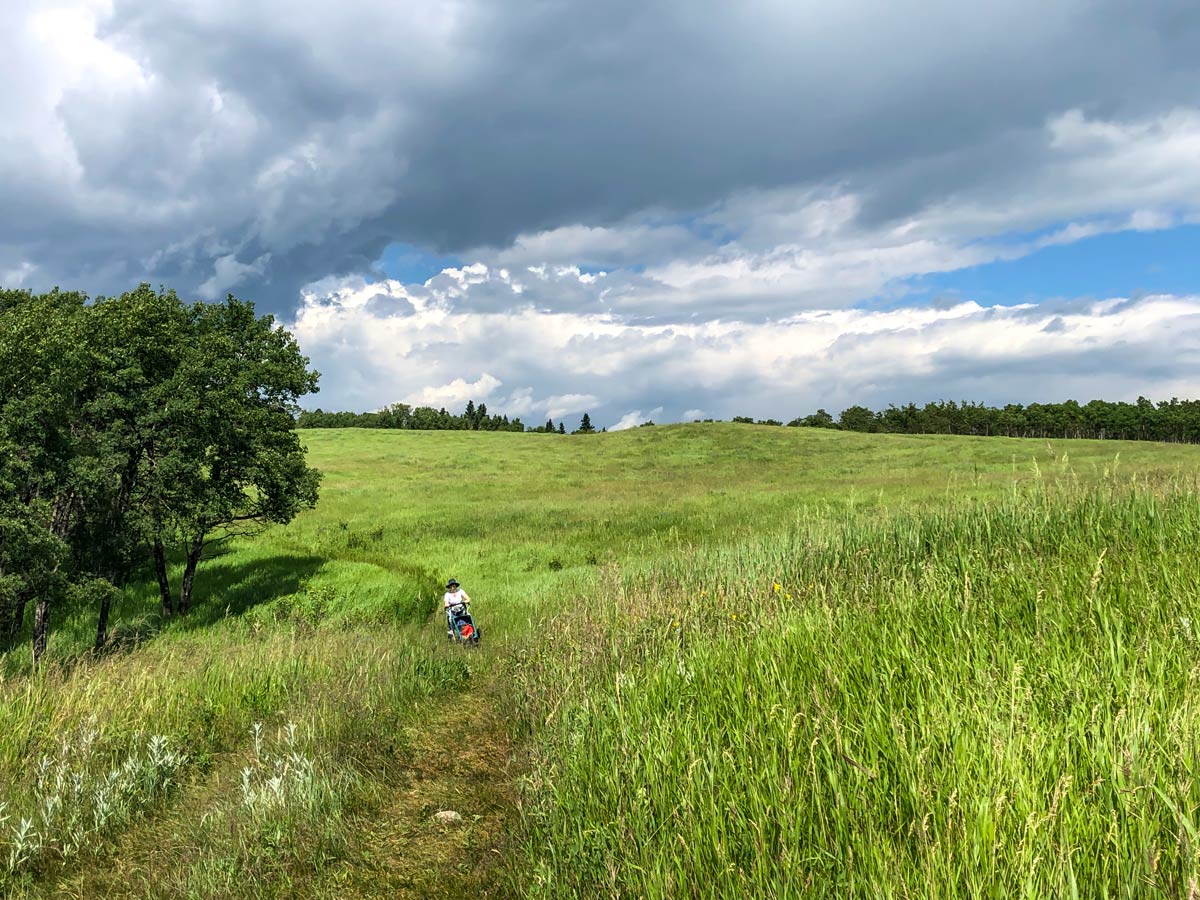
<box><xmin>444</xmin><ymin>578</ymin><xmax>471</xmax><ymax>636</ymax></box>
<box><xmin>444</xmin><ymin>578</ymin><xmax>470</xmax><ymax>609</ymax></box>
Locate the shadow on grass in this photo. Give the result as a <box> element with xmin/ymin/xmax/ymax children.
<box><xmin>167</xmin><ymin>552</ymin><xmax>328</xmax><ymax>630</ymax></box>
<box><xmin>2</xmin><ymin>548</ymin><xmax>445</xmax><ymax>679</ymax></box>
<box><xmin>93</xmin><ymin>552</ymin><xmax>328</xmax><ymax>658</ymax></box>
<box><xmin>1</xmin><ymin>552</ymin><xmax>329</xmax><ymax>676</ymax></box>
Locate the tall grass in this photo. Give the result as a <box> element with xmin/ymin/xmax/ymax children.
<box><xmin>165</xmin><ymin>721</ymin><xmax>360</xmax><ymax>897</ymax></box>
<box><xmin>0</xmin><ymin>623</ymin><xmax>471</xmax><ymax>892</ymax></box>
<box><xmin>3</xmin><ymin>426</ymin><xmax>1199</xmax><ymax>896</ymax></box>
<box><xmin>0</xmin><ymin>727</ymin><xmax>187</xmax><ymax>878</ymax></box>
<box><xmin>517</xmin><ymin>477</ymin><xmax>1200</xmax><ymax>898</ymax></box>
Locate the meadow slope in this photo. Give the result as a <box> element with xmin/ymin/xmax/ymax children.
<box><xmin>2</xmin><ymin>424</ymin><xmax>1199</xmax><ymax>898</ymax></box>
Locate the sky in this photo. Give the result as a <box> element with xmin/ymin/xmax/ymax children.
<box><xmin>4</xmin><ymin>0</ymin><xmax>1200</xmax><ymax>429</ymax></box>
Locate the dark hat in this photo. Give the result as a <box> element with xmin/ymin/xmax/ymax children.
<box><xmin>446</xmin><ymin>578</ymin><xmax>459</xmax><ymax>587</ymax></box>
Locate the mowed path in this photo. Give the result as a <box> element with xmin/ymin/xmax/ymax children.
<box><xmin>319</xmin><ymin>685</ymin><xmax>518</xmax><ymax>899</ymax></box>
<box><xmin>37</xmin><ymin>679</ymin><xmax>519</xmax><ymax>899</ymax></box>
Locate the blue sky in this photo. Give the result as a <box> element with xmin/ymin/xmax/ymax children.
<box><xmin>380</xmin><ymin>224</ymin><xmax>1200</xmax><ymax>314</ymax></box>
<box><xmin>902</xmin><ymin>224</ymin><xmax>1200</xmax><ymax>308</ymax></box>
<box><xmin>376</xmin><ymin>243</ymin><xmax>461</xmax><ymax>285</ymax></box>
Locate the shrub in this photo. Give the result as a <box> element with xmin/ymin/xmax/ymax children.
<box><xmin>0</xmin><ymin>727</ymin><xmax>187</xmax><ymax>882</ymax></box>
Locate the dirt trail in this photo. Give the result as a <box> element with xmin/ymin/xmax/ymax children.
<box><xmin>36</xmin><ymin>680</ymin><xmax>520</xmax><ymax>899</ymax></box>
<box><xmin>317</xmin><ymin>685</ymin><xmax>519</xmax><ymax>899</ymax></box>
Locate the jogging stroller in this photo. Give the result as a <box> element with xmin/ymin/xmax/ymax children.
<box><xmin>446</xmin><ymin>602</ymin><xmax>481</xmax><ymax>645</ymax></box>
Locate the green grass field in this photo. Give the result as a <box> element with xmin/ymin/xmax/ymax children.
<box><xmin>3</xmin><ymin>424</ymin><xmax>1200</xmax><ymax>897</ymax></box>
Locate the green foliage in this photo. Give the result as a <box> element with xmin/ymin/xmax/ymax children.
<box><xmin>518</xmin><ymin>477</ymin><xmax>1200</xmax><ymax>898</ymax></box>
<box><xmin>0</xmin><ymin>289</ymin><xmax>91</xmax><ymax>649</ymax></box>
<box><xmin>0</xmin><ymin>727</ymin><xmax>187</xmax><ymax>885</ymax></box>
<box><xmin>0</xmin><ymin>284</ymin><xmax>320</xmax><ymax>658</ymax></box>
<box><xmin>838</xmin><ymin>403</ymin><xmax>877</xmax><ymax>432</ymax></box>
<box><xmin>788</xmin><ymin>408</ymin><xmax>838</xmax><ymax>428</ymax></box>
<box><xmin>733</xmin><ymin>416</ymin><xmax>783</xmax><ymax>425</ymax></box>
<box><xmin>792</xmin><ymin>396</ymin><xmax>1200</xmax><ymax>441</ymax></box>
<box><xmin>299</xmin><ymin>400</ymin><xmax>526</xmax><ymax>431</ymax></box>
<box><xmin>1</xmin><ymin>425</ymin><xmax>1199</xmax><ymax>896</ymax></box>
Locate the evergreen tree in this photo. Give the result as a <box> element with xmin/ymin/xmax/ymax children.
<box><xmin>558</xmin><ymin>422</ymin><xmax>566</xmax><ymax>434</ymax></box>
<box><xmin>575</xmin><ymin>413</ymin><xmax>596</xmax><ymax>434</ymax></box>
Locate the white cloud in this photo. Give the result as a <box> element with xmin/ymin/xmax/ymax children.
<box><xmin>276</xmin><ymin>104</ymin><xmax>1200</xmax><ymax>333</ymax></box>
<box><xmin>406</xmin><ymin>373</ymin><xmax>502</xmax><ymax>408</ymax></box>
<box><xmin>291</xmin><ymin>276</ymin><xmax>1200</xmax><ymax>427</ymax></box>
<box><xmin>544</xmin><ymin>394</ymin><xmax>601</xmax><ymax>421</ymax></box>
<box><xmin>6</xmin><ymin>0</ymin><xmax>1200</xmax><ymax>432</ymax></box>
<box><xmin>462</xmin><ymin>108</ymin><xmax>1200</xmax><ymax>322</ymax></box>
<box><xmin>611</xmin><ymin>408</ymin><xmax>664</xmax><ymax>431</ymax></box>
<box><xmin>486</xmin><ymin>223</ymin><xmax>705</xmax><ymax>271</ymax></box>
<box><xmin>197</xmin><ymin>252</ymin><xmax>271</xmax><ymax>300</ymax></box>
<box><xmin>1</xmin><ymin>261</ymin><xmax>36</xmax><ymax>287</ymax></box>
<box><xmin>4</xmin><ymin>0</ymin><xmax>1200</xmax><ymax>318</ymax></box>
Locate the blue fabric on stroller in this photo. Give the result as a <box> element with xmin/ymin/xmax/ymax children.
<box><xmin>446</xmin><ymin>602</ymin><xmax>480</xmax><ymax>644</ymax></box>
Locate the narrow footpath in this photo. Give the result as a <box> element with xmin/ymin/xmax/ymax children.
<box><xmin>35</xmin><ymin>677</ymin><xmax>521</xmax><ymax>899</ymax></box>
<box><xmin>318</xmin><ymin>687</ymin><xmax>519</xmax><ymax>899</ymax></box>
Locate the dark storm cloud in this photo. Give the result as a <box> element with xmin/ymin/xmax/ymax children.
<box><xmin>4</xmin><ymin>0</ymin><xmax>1200</xmax><ymax>313</ymax></box>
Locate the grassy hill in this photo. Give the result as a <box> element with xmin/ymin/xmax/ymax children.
<box><xmin>3</xmin><ymin>425</ymin><xmax>1200</xmax><ymax>897</ymax></box>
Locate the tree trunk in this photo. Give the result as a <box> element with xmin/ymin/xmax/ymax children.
<box><xmin>94</xmin><ymin>589</ymin><xmax>112</xmax><ymax>651</ymax></box>
<box><xmin>154</xmin><ymin>540</ymin><xmax>173</xmax><ymax>616</ymax></box>
<box><xmin>178</xmin><ymin>534</ymin><xmax>205</xmax><ymax>615</ymax></box>
<box><xmin>32</xmin><ymin>594</ymin><xmax>50</xmax><ymax>667</ymax></box>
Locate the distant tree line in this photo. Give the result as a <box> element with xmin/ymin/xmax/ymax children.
<box><xmin>0</xmin><ymin>285</ymin><xmax>320</xmax><ymax>665</ymax></box>
<box><xmin>299</xmin><ymin>406</ymin><xmax>602</xmax><ymax>434</ymax></box>
<box><xmin>776</xmin><ymin>398</ymin><xmax>1200</xmax><ymax>442</ymax></box>
<box><xmin>299</xmin><ymin>400</ymin><xmax>525</xmax><ymax>432</ymax></box>
<box><xmin>305</xmin><ymin>397</ymin><xmax>1200</xmax><ymax>443</ymax></box>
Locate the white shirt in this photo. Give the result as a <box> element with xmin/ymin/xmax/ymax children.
<box><xmin>444</xmin><ymin>589</ymin><xmax>471</xmax><ymax>609</ymax></box>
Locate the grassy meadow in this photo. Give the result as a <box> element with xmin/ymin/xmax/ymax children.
<box><xmin>2</xmin><ymin>424</ymin><xmax>1200</xmax><ymax>897</ymax></box>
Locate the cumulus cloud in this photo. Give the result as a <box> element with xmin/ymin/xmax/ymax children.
<box><xmin>611</xmin><ymin>408</ymin><xmax>664</xmax><ymax>431</ymax></box>
<box><xmin>7</xmin><ymin>0</ymin><xmax>1200</xmax><ymax>419</ymax></box>
<box><xmin>407</xmin><ymin>373</ymin><xmax>502</xmax><ymax>409</ymax></box>
<box><xmin>291</xmin><ymin>277</ymin><xmax>1200</xmax><ymax>428</ymax></box>
<box><xmin>465</xmin><ymin>108</ymin><xmax>1200</xmax><ymax>321</ymax></box>
<box><xmin>3</xmin><ymin>0</ymin><xmax>1200</xmax><ymax>317</ymax></box>
<box><xmin>197</xmin><ymin>252</ymin><xmax>272</xmax><ymax>300</ymax></box>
